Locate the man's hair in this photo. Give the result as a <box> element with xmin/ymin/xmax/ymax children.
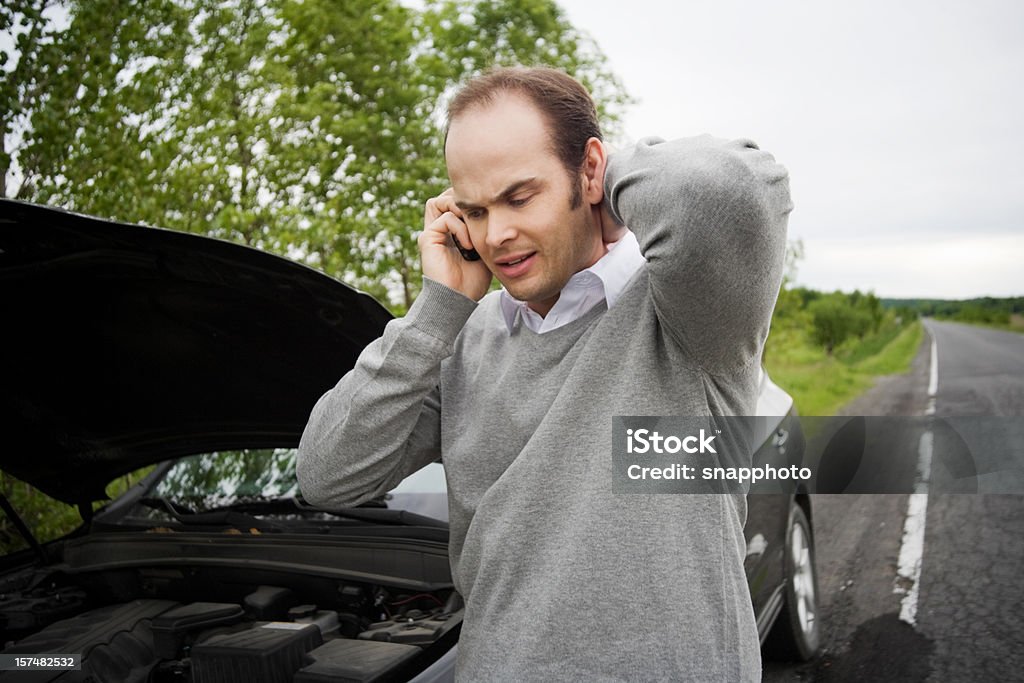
<box><xmin>445</xmin><ymin>65</ymin><xmax>603</xmax><ymax>209</ymax></box>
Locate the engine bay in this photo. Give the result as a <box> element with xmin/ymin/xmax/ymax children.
<box><xmin>0</xmin><ymin>538</ymin><xmax>461</xmax><ymax>683</ymax></box>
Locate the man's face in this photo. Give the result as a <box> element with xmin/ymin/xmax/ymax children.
<box><xmin>445</xmin><ymin>93</ymin><xmax>604</xmax><ymax>317</ymax></box>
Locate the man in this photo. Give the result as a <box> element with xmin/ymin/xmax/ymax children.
<box><xmin>297</xmin><ymin>66</ymin><xmax>791</xmax><ymax>681</ymax></box>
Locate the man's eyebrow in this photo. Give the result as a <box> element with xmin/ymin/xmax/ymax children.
<box><xmin>455</xmin><ymin>177</ymin><xmax>541</xmax><ymax>210</ymax></box>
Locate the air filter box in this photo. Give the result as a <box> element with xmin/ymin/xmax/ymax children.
<box><xmin>191</xmin><ymin>621</ymin><xmax>322</xmax><ymax>683</ymax></box>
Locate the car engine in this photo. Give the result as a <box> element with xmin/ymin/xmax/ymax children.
<box><xmin>0</xmin><ymin>560</ymin><xmax>461</xmax><ymax>683</ymax></box>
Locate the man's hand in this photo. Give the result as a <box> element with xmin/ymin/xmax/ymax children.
<box><xmin>419</xmin><ymin>188</ymin><xmax>492</xmax><ymax>301</ymax></box>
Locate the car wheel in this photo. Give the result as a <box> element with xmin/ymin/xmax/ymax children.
<box><xmin>764</xmin><ymin>502</ymin><xmax>821</xmax><ymax>661</ymax></box>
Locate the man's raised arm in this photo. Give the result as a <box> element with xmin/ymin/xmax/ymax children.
<box><xmin>296</xmin><ymin>279</ymin><xmax>477</xmax><ymax>507</ymax></box>
<box><xmin>603</xmin><ymin>135</ymin><xmax>792</xmax><ymax>374</ymax></box>
<box><xmin>296</xmin><ymin>187</ymin><xmax>488</xmax><ymax>507</ymax></box>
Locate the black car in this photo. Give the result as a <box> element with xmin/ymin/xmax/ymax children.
<box><xmin>0</xmin><ymin>200</ymin><xmax>819</xmax><ymax>682</ymax></box>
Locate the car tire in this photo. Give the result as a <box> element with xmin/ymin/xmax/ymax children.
<box><xmin>764</xmin><ymin>502</ymin><xmax>821</xmax><ymax>661</ymax></box>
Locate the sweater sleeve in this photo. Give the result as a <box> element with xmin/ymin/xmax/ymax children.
<box><xmin>296</xmin><ymin>277</ymin><xmax>478</xmax><ymax>507</ymax></box>
<box><xmin>604</xmin><ymin>135</ymin><xmax>792</xmax><ymax>374</ymax></box>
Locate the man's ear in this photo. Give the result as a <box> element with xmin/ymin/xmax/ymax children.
<box><xmin>580</xmin><ymin>137</ymin><xmax>607</xmax><ymax>205</ymax></box>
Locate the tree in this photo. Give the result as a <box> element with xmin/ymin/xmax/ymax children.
<box><xmin>269</xmin><ymin>0</ymin><xmax>442</xmax><ymax>306</ymax></box>
<box><xmin>853</xmin><ymin>290</ymin><xmax>883</xmax><ymax>334</ymax></box>
<box><xmin>1</xmin><ymin>0</ymin><xmax>62</xmax><ymax>199</ymax></box>
<box><xmin>3</xmin><ymin>1</ymin><xmax>193</xmax><ymax>213</ymax></box>
<box><xmin>420</xmin><ymin>0</ymin><xmax>631</xmax><ymax>135</ymax></box>
<box><xmin>808</xmin><ymin>293</ymin><xmax>859</xmax><ymax>355</ymax></box>
<box><xmin>5</xmin><ymin>0</ymin><xmax>632</xmax><ymax>312</ymax></box>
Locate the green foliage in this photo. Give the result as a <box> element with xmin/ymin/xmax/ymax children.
<box><xmin>421</xmin><ymin>0</ymin><xmax>632</xmax><ymax>136</ymax></box>
<box><xmin>806</xmin><ymin>290</ymin><xmax>880</xmax><ymax>355</ymax></box>
<box><xmin>834</xmin><ymin>319</ymin><xmax>905</xmax><ymax>366</ymax></box>
<box><xmin>890</xmin><ymin>305</ymin><xmax>920</xmax><ymax>324</ymax></box>
<box><xmin>765</xmin><ymin>309</ymin><xmax>923</xmax><ymax>417</ymax></box>
<box><xmin>948</xmin><ymin>303</ymin><xmax>1010</xmax><ymax>325</ymax></box>
<box><xmin>3</xmin><ymin>0</ymin><xmax>631</xmax><ymax>312</ymax></box>
<box><xmin>765</xmin><ymin>239</ymin><xmax>921</xmax><ymax>414</ymax></box>
<box><xmin>807</xmin><ymin>295</ymin><xmax>851</xmax><ymax>354</ymax></box>
<box><xmin>0</xmin><ymin>466</ymin><xmax>159</xmax><ymax>555</ymax></box>
<box><xmin>1</xmin><ymin>0</ymin><xmax>69</xmax><ymax>199</ymax></box>
<box><xmin>881</xmin><ymin>296</ymin><xmax>1024</xmax><ymax>332</ymax></box>
<box><xmin>855</xmin><ymin>321</ymin><xmax>923</xmax><ymax>376</ymax></box>
<box><xmin>4</xmin><ymin>1</ymin><xmax>194</xmax><ymax>210</ymax></box>
<box><xmin>0</xmin><ymin>472</ymin><xmax>82</xmax><ymax>555</ymax></box>
<box><xmin>883</xmin><ymin>296</ymin><xmax>1023</xmax><ymax>323</ymax></box>
<box><xmin>806</xmin><ymin>292</ymin><xmax>856</xmax><ymax>352</ymax></box>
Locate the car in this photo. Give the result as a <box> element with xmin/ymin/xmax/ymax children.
<box><xmin>0</xmin><ymin>199</ymin><xmax>819</xmax><ymax>682</ymax></box>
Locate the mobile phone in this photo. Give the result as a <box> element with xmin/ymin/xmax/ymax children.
<box><xmin>451</xmin><ymin>229</ymin><xmax>480</xmax><ymax>261</ymax></box>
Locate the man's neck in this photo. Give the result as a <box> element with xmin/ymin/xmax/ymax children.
<box><xmin>528</xmin><ymin>293</ymin><xmax>560</xmax><ymax>318</ymax></box>
<box><xmin>527</xmin><ymin>236</ymin><xmax>607</xmax><ymax>317</ymax></box>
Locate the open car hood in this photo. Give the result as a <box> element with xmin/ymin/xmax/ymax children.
<box><xmin>0</xmin><ymin>200</ymin><xmax>393</xmax><ymax>506</ymax></box>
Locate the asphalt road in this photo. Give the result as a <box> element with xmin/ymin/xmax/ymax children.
<box><xmin>763</xmin><ymin>319</ymin><xmax>1024</xmax><ymax>682</ymax></box>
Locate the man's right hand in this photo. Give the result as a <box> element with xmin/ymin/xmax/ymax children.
<box><xmin>419</xmin><ymin>188</ymin><xmax>492</xmax><ymax>301</ymax></box>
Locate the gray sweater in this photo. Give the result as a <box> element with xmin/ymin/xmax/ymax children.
<box><xmin>297</xmin><ymin>135</ymin><xmax>791</xmax><ymax>682</ymax></box>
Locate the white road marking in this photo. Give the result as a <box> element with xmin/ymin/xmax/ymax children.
<box><xmin>895</xmin><ymin>328</ymin><xmax>938</xmax><ymax>625</ymax></box>
<box><xmin>928</xmin><ymin>327</ymin><xmax>939</xmax><ymax>398</ymax></box>
<box><xmin>897</xmin><ymin>492</ymin><xmax>929</xmax><ymax>623</ymax></box>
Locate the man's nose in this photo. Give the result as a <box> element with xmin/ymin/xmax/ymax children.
<box><xmin>484</xmin><ymin>210</ymin><xmax>518</xmax><ymax>249</ymax></box>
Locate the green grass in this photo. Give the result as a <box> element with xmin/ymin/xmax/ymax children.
<box><xmin>764</xmin><ymin>320</ymin><xmax>924</xmax><ymax>416</ymax></box>
<box><xmin>854</xmin><ymin>322</ymin><xmax>922</xmax><ymax>375</ymax></box>
<box><xmin>835</xmin><ymin>322</ymin><xmax>904</xmax><ymax>365</ymax></box>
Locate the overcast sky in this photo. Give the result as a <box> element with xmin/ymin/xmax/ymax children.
<box><xmin>557</xmin><ymin>0</ymin><xmax>1024</xmax><ymax>298</ymax></box>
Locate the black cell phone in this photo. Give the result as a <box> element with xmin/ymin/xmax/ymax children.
<box><xmin>451</xmin><ymin>229</ymin><xmax>480</xmax><ymax>261</ymax></box>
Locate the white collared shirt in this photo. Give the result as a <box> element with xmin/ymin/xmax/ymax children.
<box><xmin>499</xmin><ymin>229</ymin><xmax>646</xmax><ymax>334</ymax></box>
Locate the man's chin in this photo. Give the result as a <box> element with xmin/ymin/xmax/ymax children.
<box><xmin>503</xmin><ymin>283</ymin><xmax>561</xmax><ymax>312</ymax></box>
<box><xmin>500</xmin><ymin>281</ymin><xmax>540</xmax><ymax>303</ymax></box>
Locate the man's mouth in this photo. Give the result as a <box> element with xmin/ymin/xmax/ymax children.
<box><xmin>495</xmin><ymin>252</ymin><xmax>536</xmax><ymax>277</ymax></box>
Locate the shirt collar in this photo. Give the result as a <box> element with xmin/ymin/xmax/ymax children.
<box><xmin>499</xmin><ymin>229</ymin><xmax>645</xmax><ymax>333</ymax></box>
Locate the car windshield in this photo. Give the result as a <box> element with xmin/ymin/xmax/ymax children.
<box><xmin>129</xmin><ymin>449</ymin><xmax>449</xmax><ymax>523</ymax></box>
<box><xmin>150</xmin><ymin>448</ymin><xmax>300</xmax><ymax>507</ymax></box>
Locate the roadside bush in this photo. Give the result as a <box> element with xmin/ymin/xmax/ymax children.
<box><xmin>808</xmin><ymin>293</ymin><xmax>860</xmax><ymax>354</ymax></box>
